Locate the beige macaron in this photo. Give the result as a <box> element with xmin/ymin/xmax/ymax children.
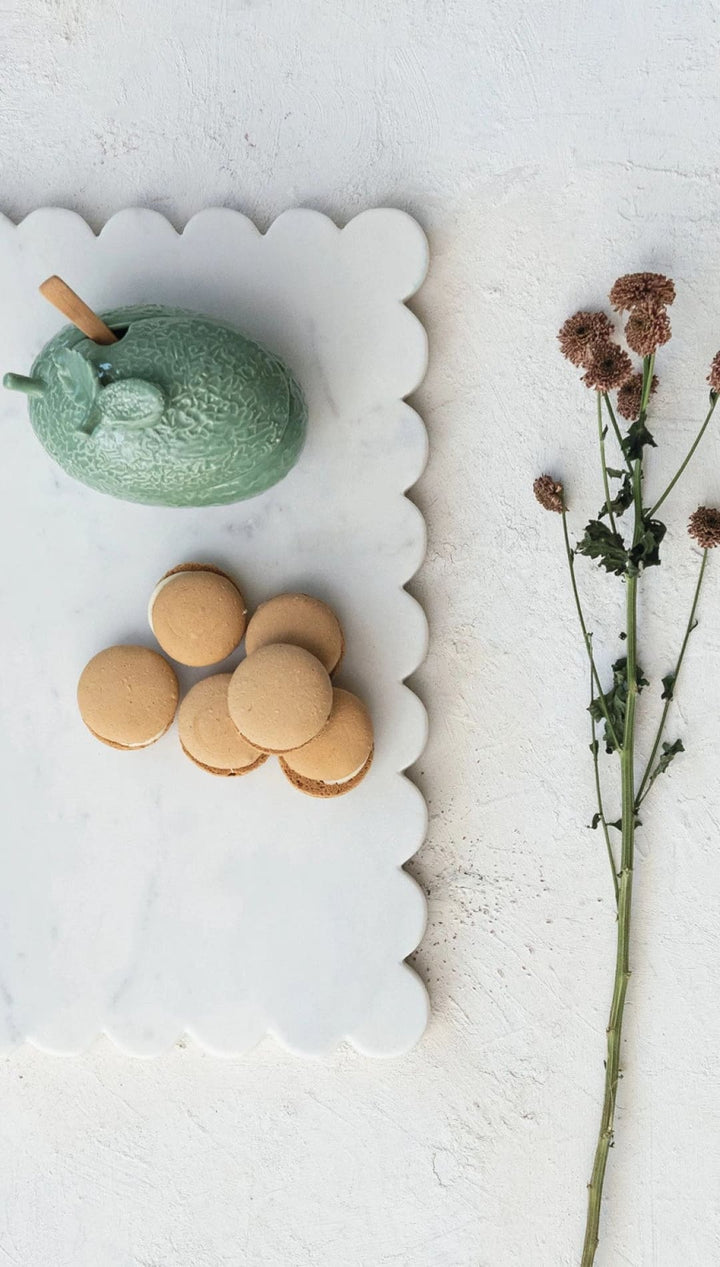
<box><xmin>148</xmin><ymin>563</ymin><xmax>247</xmax><ymax>667</ymax></box>
<box><xmin>245</xmin><ymin>593</ymin><xmax>345</xmax><ymax>674</ymax></box>
<box><xmin>177</xmin><ymin>673</ymin><xmax>267</xmax><ymax>776</ymax></box>
<box><xmin>279</xmin><ymin>689</ymin><xmax>374</xmax><ymax>797</ymax></box>
<box><xmin>227</xmin><ymin>643</ymin><xmax>333</xmax><ymax>754</ymax></box>
<box><xmin>77</xmin><ymin>645</ymin><xmax>179</xmax><ymax>750</ymax></box>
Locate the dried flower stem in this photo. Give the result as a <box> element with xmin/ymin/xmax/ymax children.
<box><xmin>635</xmin><ymin>548</ymin><xmax>707</xmax><ymax>808</ymax></box>
<box><xmin>597</xmin><ymin>392</ymin><xmax>618</xmax><ymax>534</ymax></box>
<box><xmin>581</xmin><ymin>503</ymin><xmax>638</xmax><ymax>1266</ymax></box>
<box><xmin>581</xmin><ymin>357</ymin><xmax>654</xmax><ymax>1266</ymax></box>
<box><xmin>561</xmin><ymin>507</ymin><xmax>622</xmax><ymax>753</ymax></box>
<box><xmin>549</xmin><ymin>283</ymin><xmax>720</xmax><ymax>1264</ymax></box>
<box><xmin>589</xmin><ymin>661</ymin><xmax>619</xmax><ymax>905</ymax></box>
<box><xmin>602</xmin><ymin>394</ymin><xmax>634</xmax><ymax>475</ymax></box>
<box><xmin>649</xmin><ymin>394</ymin><xmax>718</xmax><ymax>518</ymax></box>
<box><xmin>591</xmin><ymin>392</ymin><xmax>623</xmax><ymax>905</ymax></box>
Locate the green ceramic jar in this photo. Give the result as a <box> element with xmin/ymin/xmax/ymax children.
<box><xmin>4</xmin><ymin>305</ymin><xmax>307</xmax><ymax>507</ymax></box>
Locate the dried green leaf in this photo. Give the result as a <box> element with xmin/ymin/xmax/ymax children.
<box><xmin>576</xmin><ymin>520</ymin><xmax>629</xmax><ymax>575</ymax></box>
<box><xmin>628</xmin><ymin>517</ymin><xmax>667</xmax><ymax>572</ymax></box>
<box><xmin>655</xmin><ymin>738</ymin><xmax>685</xmax><ymax>778</ymax></box>
<box><xmin>589</xmin><ymin>657</ymin><xmax>649</xmax><ymax>753</ymax></box>
<box><xmin>622</xmin><ymin>417</ymin><xmax>657</xmax><ymax>460</ymax></box>
<box><xmin>599</xmin><ymin>471</ymin><xmax>634</xmax><ymax>520</ymax></box>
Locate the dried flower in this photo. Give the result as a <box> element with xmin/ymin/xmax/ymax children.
<box><xmin>558</xmin><ymin>311</ymin><xmax>615</xmax><ymax>367</ymax></box>
<box><xmin>609</xmin><ymin>273</ymin><xmax>676</xmax><ymax>312</ymax></box>
<box><xmin>688</xmin><ymin>506</ymin><xmax>720</xmax><ymax>549</ymax></box>
<box><xmin>547</xmin><ymin>271</ymin><xmax>719</xmax><ymax>1266</ymax></box>
<box><xmin>582</xmin><ymin>342</ymin><xmax>634</xmax><ymax>392</ymax></box>
<box><xmin>533</xmin><ymin>474</ymin><xmax>564</xmax><ymax>513</ymax></box>
<box><xmin>625</xmin><ymin>304</ymin><xmax>672</xmax><ymax>357</ymax></box>
<box><xmin>708</xmin><ymin>351</ymin><xmax>720</xmax><ymax>393</ymax></box>
<box><xmin>616</xmin><ymin>372</ymin><xmax>659</xmax><ymax>420</ymax></box>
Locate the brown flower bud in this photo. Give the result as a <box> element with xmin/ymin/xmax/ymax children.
<box><xmin>708</xmin><ymin>351</ymin><xmax>720</xmax><ymax>393</ymax></box>
<box><xmin>616</xmin><ymin>372</ymin><xmax>659</xmax><ymax>420</ymax></box>
<box><xmin>688</xmin><ymin>506</ymin><xmax>720</xmax><ymax>549</ymax></box>
<box><xmin>557</xmin><ymin>311</ymin><xmax>614</xmax><ymax>367</ymax></box>
<box><xmin>533</xmin><ymin>474</ymin><xmax>564</xmax><ymax>513</ymax></box>
<box><xmin>609</xmin><ymin>273</ymin><xmax>675</xmax><ymax>312</ymax></box>
<box><xmin>625</xmin><ymin>304</ymin><xmax>672</xmax><ymax>357</ymax></box>
<box><xmin>582</xmin><ymin>342</ymin><xmax>634</xmax><ymax>392</ymax></box>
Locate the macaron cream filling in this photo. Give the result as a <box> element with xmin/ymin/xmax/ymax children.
<box><xmin>321</xmin><ymin>755</ymin><xmax>370</xmax><ymax>785</ymax></box>
<box><xmin>92</xmin><ymin>723</ymin><xmax>173</xmax><ymax>749</ymax></box>
<box><xmin>147</xmin><ymin>571</ymin><xmax>187</xmax><ymax>635</ymax></box>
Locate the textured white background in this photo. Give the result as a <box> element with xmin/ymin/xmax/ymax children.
<box><xmin>3</xmin><ymin>2</ymin><xmax>720</xmax><ymax>1265</ymax></box>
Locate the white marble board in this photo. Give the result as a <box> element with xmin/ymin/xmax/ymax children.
<box><xmin>0</xmin><ymin>207</ymin><xmax>429</xmax><ymax>1057</ymax></box>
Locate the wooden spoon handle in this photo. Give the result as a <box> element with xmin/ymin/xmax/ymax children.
<box><xmin>39</xmin><ymin>275</ymin><xmax>118</xmax><ymax>345</ymax></box>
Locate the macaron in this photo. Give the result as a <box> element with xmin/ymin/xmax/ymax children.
<box><xmin>177</xmin><ymin>673</ymin><xmax>268</xmax><ymax>777</ymax></box>
<box><xmin>245</xmin><ymin>593</ymin><xmax>345</xmax><ymax>674</ymax></box>
<box><xmin>279</xmin><ymin>689</ymin><xmax>374</xmax><ymax>797</ymax></box>
<box><xmin>77</xmin><ymin>645</ymin><xmax>179</xmax><ymax>750</ymax></box>
<box><xmin>227</xmin><ymin>643</ymin><xmax>333</xmax><ymax>754</ymax></box>
<box><xmin>148</xmin><ymin>563</ymin><xmax>247</xmax><ymax>667</ymax></box>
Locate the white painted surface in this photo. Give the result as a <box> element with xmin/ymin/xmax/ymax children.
<box><xmin>3</xmin><ymin>1</ymin><xmax>720</xmax><ymax>1264</ymax></box>
<box><xmin>0</xmin><ymin>206</ymin><xmax>429</xmax><ymax>1059</ymax></box>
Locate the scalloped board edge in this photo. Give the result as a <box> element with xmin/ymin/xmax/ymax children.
<box><xmin>0</xmin><ymin>206</ymin><xmax>431</xmax><ymax>1059</ymax></box>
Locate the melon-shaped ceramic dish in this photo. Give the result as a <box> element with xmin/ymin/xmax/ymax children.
<box><xmin>4</xmin><ymin>304</ymin><xmax>307</xmax><ymax>507</ymax></box>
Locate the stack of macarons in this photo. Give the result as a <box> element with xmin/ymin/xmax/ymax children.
<box><xmin>77</xmin><ymin>564</ymin><xmax>374</xmax><ymax>797</ymax></box>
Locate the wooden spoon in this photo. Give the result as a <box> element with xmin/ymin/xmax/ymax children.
<box><xmin>39</xmin><ymin>275</ymin><xmax>118</xmax><ymax>345</ymax></box>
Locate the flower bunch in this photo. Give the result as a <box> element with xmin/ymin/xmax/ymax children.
<box><xmin>536</xmin><ymin>273</ymin><xmax>720</xmax><ymax>1266</ymax></box>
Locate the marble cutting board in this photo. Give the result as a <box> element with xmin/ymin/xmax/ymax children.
<box><xmin>0</xmin><ymin>207</ymin><xmax>429</xmax><ymax>1057</ymax></box>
